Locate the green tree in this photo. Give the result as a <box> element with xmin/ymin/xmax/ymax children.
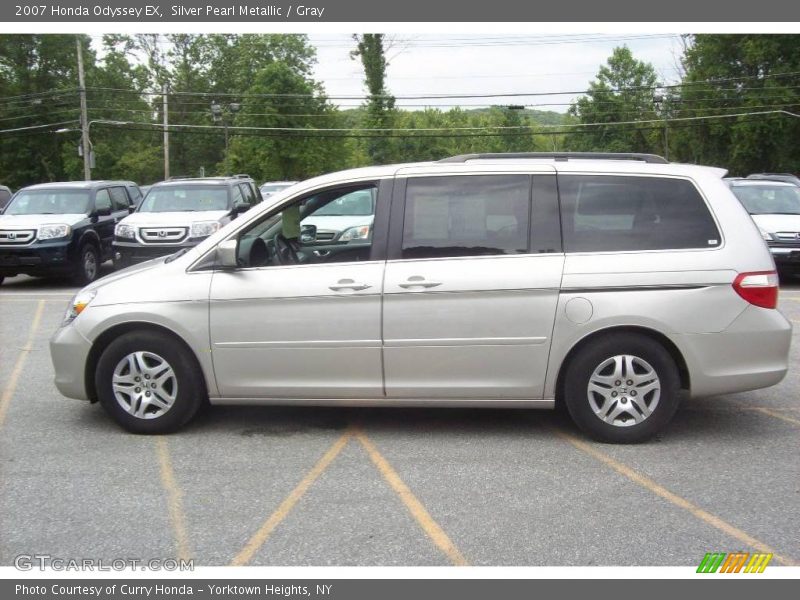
<box><xmin>565</xmin><ymin>46</ymin><xmax>661</xmax><ymax>154</ymax></box>
<box><xmin>226</xmin><ymin>62</ymin><xmax>345</xmax><ymax>181</ymax></box>
<box><xmin>0</xmin><ymin>34</ymin><xmax>86</xmax><ymax>187</ymax></box>
<box><xmin>352</xmin><ymin>34</ymin><xmax>396</xmax><ymax>164</ymax></box>
<box><xmin>672</xmin><ymin>34</ymin><xmax>800</xmax><ymax>174</ymax></box>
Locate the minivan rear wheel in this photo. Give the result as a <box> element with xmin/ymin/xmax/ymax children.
<box><xmin>563</xmin><ymin>333</ymin><xmax>680</xmax><ymax>443</ymax></box>
<box><xmin>95</xmin><ymin>331</ymin><xmax>205</xmax><ymax>434</ymax></box>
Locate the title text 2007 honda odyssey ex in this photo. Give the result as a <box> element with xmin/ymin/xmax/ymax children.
<box><xmin>50</xmin><ymin>153</ymin><xmax>792</xmax><ymax>443</ymax></box>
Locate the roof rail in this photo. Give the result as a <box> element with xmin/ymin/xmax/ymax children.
<box><xmin>437</xmin><ymin>152</ymin><xmax>669</xmax><ymax>164</ymax></box>
<box><xmin>233</xmin><ymin>173</ymin><xmax>252</xmax><ymax>179</ymax></box>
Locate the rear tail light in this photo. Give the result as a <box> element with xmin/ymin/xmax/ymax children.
<box><xmin>732</xmin><ymin>271</ymin><xmax>779</xmax><ymax>309</ymax></box>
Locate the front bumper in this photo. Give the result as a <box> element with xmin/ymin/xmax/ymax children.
<box><xmin>50</xmin><ymin>321</ymin><xmax>93</xmax><ymax>401</ymax></box>
<box><xmin>769</xmin><ymin>246</ymin><xmax>800</xmax><ymax>270</ymax></box>
<box><xmin>113</xmin><ymin>238</ymin><xmax>203</xmax><ymax>266</ymax></box>
<box><xmin>0</xmin><ymin>239</ymin><xmax>75</xmax><ymax>276</ymax></box>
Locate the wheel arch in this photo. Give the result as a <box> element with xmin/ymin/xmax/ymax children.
<box><xmin>85</xmin><ymin>322</ymin><xmax>208</xmax><ymax>403</ymax></box>
<box><xmin>554</xmin><ymin>325</ymin><xmax>690</xmax><ymax>408</ymax></box>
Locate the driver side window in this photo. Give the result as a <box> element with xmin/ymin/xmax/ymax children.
<box><xmin>235</xmin><ymin>184</ymin><xmax>377</xmax><ymax>268</ymax></box>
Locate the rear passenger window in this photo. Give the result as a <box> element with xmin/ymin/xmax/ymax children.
<box><xmin>559</xmin><ymin>175</ymin><xmax>721</xmax><ymax>252</ymax></box>
<box><xmin>109</xmin><ymin>187</ymin><xmax>130</xmax><ymax>211</ymax></box>
<box><xmin>402</xmin><ymin>175</ymin><xmax>530</xmax><ymax>259</ymax></box>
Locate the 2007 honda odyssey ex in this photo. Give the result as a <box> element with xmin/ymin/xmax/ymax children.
<box><xmin>50</xmin><ymin>153</ymin><xmax>793</xmax><ymax>443</ymax></box>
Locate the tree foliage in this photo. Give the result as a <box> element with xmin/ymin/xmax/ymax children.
<box><xmin>8</xmin><ymin>34</ymin><xmax>799</xmax><ymax>191</ymax></box>
<box><xmin>565</xmin><ymin>46</ymin><xmax>661</xmax><ymax>153</ymax></box>
<box><xmin>671</xmin><ymin>34</ymin><xmax>800</xmax><ymax>174</ymax></box>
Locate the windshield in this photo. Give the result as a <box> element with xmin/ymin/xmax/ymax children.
<box><xmin>312</xmin><ymin>190</ymin><xmax>375</xmax><ymax>217</ymax></box>
<box><xmin>139</xmin><ymin>186</ymin><xmax>230</xmax><ymax>213</ymax></box>
<box><xmin>731</xmin><ymin>185</ymin><xmax>800</xmax><ymax>215</ymax></box>
<box><xmin>4</xmin><ymin>190</ymin><xmax>90</xmax><ymax>215</ymax></box>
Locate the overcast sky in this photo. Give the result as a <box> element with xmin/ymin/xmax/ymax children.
<box><xmin>307</xmin><ymin>33</ymin><xmax>687</xmax><ymax>113</ymax></box>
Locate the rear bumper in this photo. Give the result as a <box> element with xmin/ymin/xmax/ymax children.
<box><xmin>679</xmin><ymin>305</ymin><xmax>792</xmax><ymax>398</ymax></box>
<box><xmin>49</xmin><ymin>322</ymin><xmax>92</xmax><ymax>401</ymax></box>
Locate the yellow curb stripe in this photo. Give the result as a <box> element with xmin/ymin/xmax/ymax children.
<box><xmin>0</xmin><ymin>299</ymin><xmax>45</xmax><ymax>429</ymax></box>
<box><xmin>747</xmin><ymin>406</ymin><xmax>800</xmax><ymax>427</ymax></box>
<box><xmin>155</xmin><ymin>437</ymin><xmax>192</xmax><ymax>562</ymax></box>
<box><xmin>230</xmin><ymin>430</ymin><xmax>353</xmax><ymax>566</ymax></box>
<box><xmin>355</xmin><ymin>428</ymin><xmax>468</xmax><ymax>566</ymax></box>
<box><xmin>554</xmin><ymin>428</ymin><xmax>797</xmax><ymax>566</ymax></box>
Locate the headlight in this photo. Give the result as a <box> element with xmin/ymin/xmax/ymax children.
<box><xmin>38</xmin><ymin>224</ymin><xmax>71</xmax><ymax>240</ymax></box>
<box><xmin>115</xmin><ymin>223</ymin><xmax>136</xmax><ymax>239</ymax></box>
<box><xmin>758</xmin><ymin>227</ymin><xmax>775</xmax><ymax>241</ymax></box>
<box><xmin>339</xmin><ymin>224</ymin><xmax>371</xmax><ymax>242</ymax></box>
<box><xmin>191</xmin><ymin>221</ymin><xmax>220</xmax><ymax>238</ymax></box>
<box><xmin>63</xmin><ymin>290</ymin><xmax>96</xmax><ymax>326</ymax></box>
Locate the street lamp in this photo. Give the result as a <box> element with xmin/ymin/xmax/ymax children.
<box><xmin>55</xmin><ymin>121</ymin><xmax>128</xmax><ymax>177</ymax></box>
<box><xmin>211</xmin><ymin>101</ymin><xmax>241</xmax><ymax>174</ymax></box>
<box><xmin>56</xmin><ymin>126</ymin><xmax>95</xmax><ymax>173</ymax></box>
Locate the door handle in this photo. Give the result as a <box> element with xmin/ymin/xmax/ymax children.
<box><xmin>313</xmin><ymin>249</ymin><xmax>331</xmax><ymax>257</ymax></box>
<box><xmin>329</xmin><ymin>278</ymin><xmax>371</xmax><ymax>291</ymax></box>
<box><xmin>398</xmin><ymin>276</ymin><xmax>442</xmax><ymax>289</ymax></box>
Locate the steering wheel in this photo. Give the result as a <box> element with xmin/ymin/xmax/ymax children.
<box><xmin>274</xmin><ymin>233</ymin><xmax>300</xmax><ymax>265</ymax></box>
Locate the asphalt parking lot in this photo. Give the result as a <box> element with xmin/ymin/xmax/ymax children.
<box><xmin>1</xmin><ymin>269</ymin><xmax>799</xmax><ymax>567</ymax></box>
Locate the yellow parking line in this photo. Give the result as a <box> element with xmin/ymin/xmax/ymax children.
<box><xmin>746</xmin><ymin>407</ymin><xmax>800</xmax><ymax>427</ymax></box>
<box><xmin>230</xmin><ymin>430</ymin><xmax>353</xmax><ymax>566</ymax></box>
<box><xmin>0</xmin><ymin>299</ymin><xmax>45</xmax><ymax>429</ymax></box>
<box><xmin>554</xmin><ymin>428</ymin><xmax>797</xmax><ymax>566</ymax></box>
<box><xmin>155</xmin><ymin>437</ymin><xmax>193</xmax><ymax>561</ymax></box>
<box><xmin>355</xmin><ymin>428</ymin><xmax>469</xmax><ymax>566</ymax></box>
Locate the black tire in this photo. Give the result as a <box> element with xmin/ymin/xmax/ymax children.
<box><xmin>74</xmin><ymin>243</ymin><xmax>100</xmax><ymax>285</ymax></box>
<box><xmin>95</xmin><ymin>331</ymin><xmax>205</xmax><ymax>434</ymax></box>
<box><xmin>563</xmin><ymin>332</ymin><xmax>680</xmax><ymax>444</ymax></box>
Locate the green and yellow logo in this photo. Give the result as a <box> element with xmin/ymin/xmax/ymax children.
<box><xmin>697</xmin><ymin>552</ymin><xmax>773</xmax><ymax>573</ymax></box>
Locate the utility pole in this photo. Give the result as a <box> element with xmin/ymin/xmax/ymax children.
<box><xmin>163</xmin><ymin>82</ymin><xmax>170</xmax><ymax>179</ymax></box>
<box><xmin>76</xmin><ymin>37</ymin><xmax>91</xmax><ymax>181</ymax></box>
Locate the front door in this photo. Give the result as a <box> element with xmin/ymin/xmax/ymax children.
<box><xmin>382</xmin><ymin>172</ymin><xmax>564</xmax><ymax>399</ymax></box>
<box><xmin>209</xmin><ymin>180</ymin><xmax>390</xmax><ymax>399</ymax></box>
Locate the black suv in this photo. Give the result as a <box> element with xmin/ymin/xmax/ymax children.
<box><xmin>113</xmin><ymin>175</ymin><xmax>261</xmax><ymax>268</ymax></box>
<box><xmin>0</xmin><ymin>181</ymin><xmax>140</xmax><ymax>286</ymax></box>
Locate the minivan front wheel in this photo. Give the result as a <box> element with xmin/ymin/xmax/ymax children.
<box><xmin>563</xmin><ymin>333</ymin><xmax>680</xmax><ymax>443</ymax></box>
<box><xmin>95</xmin><ymin>331</ymin><xmax>205</xmax><ymax>433</ymax></box>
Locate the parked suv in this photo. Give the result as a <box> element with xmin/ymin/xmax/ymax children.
<box><xmin>50</xmin><ymin>153</ymin><xmax>792</xmax><ymax>443</ymax></box>
<box><xmin>0</xmin><ymin>181</ymin><xmax>137</xmax><ymax>286</ymax></box>
<box><xmin>727</xmin><ymin>178</ymin><xmax>800</xmax><ymax>277</ymax></box>
<box><xmin>112</xmin><ymin>175</ymin><xmax>261</xmax><ymax>268</ymax></box>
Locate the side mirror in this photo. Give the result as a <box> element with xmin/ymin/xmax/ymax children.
<box><xmin>128</xmin><ymin>205</ymin><xmax>136</xmax><ymax>214</ymax></box>
<box><xmin>232</xmin><ymin>200</ymin><xmax>250</xmax><ymax>216</ymax></box>
<box><xmin>216</xmin><ymin>238</ymin><xmax>239</xmax><ymax>268</ymax></box>
<box><xmin>300</xmin><ymin>224</ymin><xmax>317</xmax><ymax>244</ymax></box>
<box><xmin>96</xmin><ymin>205</ymin><xmax>111</xmax><ymax>217</ymax></box>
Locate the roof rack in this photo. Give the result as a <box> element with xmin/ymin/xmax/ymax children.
<box><xmin>437</xmin><ymin>152</ymin><xmax>669</xmax><ymax>164</ymax></box>
<box><xmin>233</xmin><ymin>173</ymin><xmax>253</xmax><ymax>179</ymax></box>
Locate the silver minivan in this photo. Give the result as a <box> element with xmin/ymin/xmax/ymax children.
<box><xmin>50</xmin><ymin>153</ymin><xmax>792</xmax><ymax>443</ymax></box>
